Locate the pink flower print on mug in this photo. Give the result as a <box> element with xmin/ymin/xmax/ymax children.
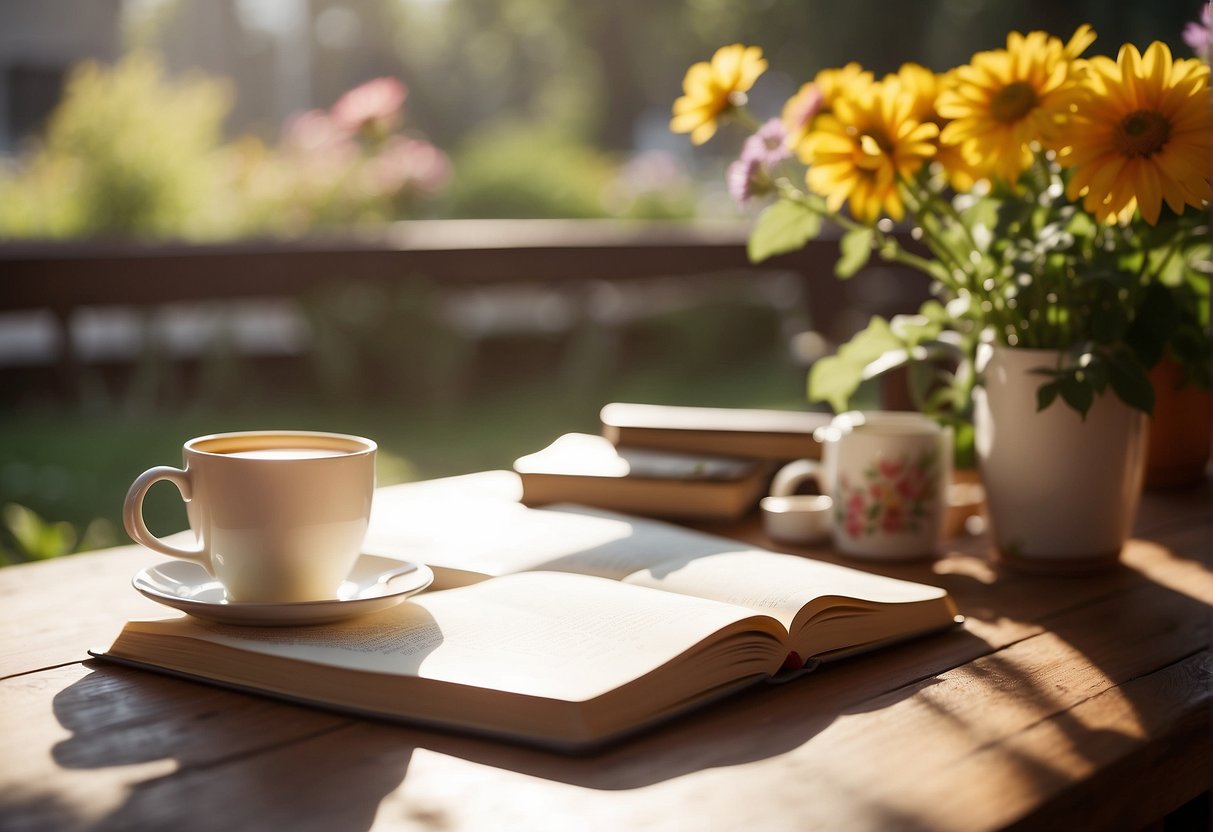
<box><xmin>835</xmin><ymin>450</ymin><xmax>940</xmax><ymax>541</ymax></box>
<box><xmin>770</xmin><ymin>412</ymin><xmax>952</xmax><ymax>560</ymax></box>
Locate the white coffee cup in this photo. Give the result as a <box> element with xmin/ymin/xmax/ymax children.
<box><xmin>770</xmin><ymin>411</ymin><xmax>952</xmax><ymax>560</ymax></box>
<box><xmin>123</xmin><ymin>430</ymin><xmax>377</xmax><ymax>603</ymax></box>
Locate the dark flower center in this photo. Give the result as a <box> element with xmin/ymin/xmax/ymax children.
<box><xmin>1114</xmin><ymin>109</ymin><xmax>1171</xmax><ymax>158</ymax></box>
<box><xmin>858</xmin><ymin>127</ymin><xmax>895</xmax><ymax>157</ymax></box>
<box><xmin>990</xmin><ymin>82</ymin><xmax>1038</xmax><ymax>123</ymax></box>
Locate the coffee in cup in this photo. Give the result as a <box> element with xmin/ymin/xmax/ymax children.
<box><xmin>123</xmin><ymin>430</ymin><xmax>377</xmax><ymax>603</ymax></box>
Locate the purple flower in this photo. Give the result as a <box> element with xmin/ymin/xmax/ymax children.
<box><xmin>727</xmin><ymin>118</ymin><xmax>790</xmax><ymax>205</ymax></box>
<box><xmin>1183</xmin><ymin>5</ymin><xmax>1210</xmax><ymax>59</ymax></box>
<box><xmin>744</xmin><ymin>118</ymin><xmax>792</xmax><ymax>167</ymax></box>
<box><xmin>727</xmin><ymin>155</ymin><xmax>763</xmax><ymax>204</ymax></box>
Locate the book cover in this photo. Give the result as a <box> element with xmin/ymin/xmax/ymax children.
<box><xmin>600</xmin><ymin>403</ymin><xmax>830</xmax><ymax>461</ymax></box>
<box><xmin>513</xmin><ymin>433</ymin><xmax>773</xmax><ymax>521</ymax></box>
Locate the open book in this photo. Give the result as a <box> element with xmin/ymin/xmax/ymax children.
<box><xmin>99</xmin><ymin>479</ymin><xmax>960</xmax><ymax>751</ymax></box>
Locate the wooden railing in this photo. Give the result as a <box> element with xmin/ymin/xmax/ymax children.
<box><xmin>0</xmin><ymin>219</ymin><xmax>931</xmax><ymax>398</ymax></box>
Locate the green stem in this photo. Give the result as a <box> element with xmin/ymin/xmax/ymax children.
<box><xmin>876</xmin><ymin>236</ymin><xmax>947</xmax><ymax>277</ymax></box>
<box><xmin>776</xmin><ymin>181</ymin><xmax>950</xmax><ymax>280</ymax></box>
<box><xmin>898</xmin><ymin>183</ymin><xmax>968</xmax><ymax>290</ymax></box>
<box><xmin>774</xmin><ymin>182</ymin><xmax>864</xmax><ymax>232</ymax></box>
<box><xmin>918</xmin><ymin>178</ymin><xmax>982</xmax><ymax>256</ymax></box>
<box><xmin>728</xmin><ymin>105</ymin><xmax>762</xmax><ymax>133</ymax></box>
<box><xmin>1143</xmin><ymin>237</ymin><xmax>1182</xmax><ymax>283</ymax></box>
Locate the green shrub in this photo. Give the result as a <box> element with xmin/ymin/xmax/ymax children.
<box><xmin>0</xmin><ymin>59</ymin><xmax>452</xmax><ymax>240</ymax></box>
<box><xmin>445</xmin><ymin>120</ymin><xmax>614</xmax><ymax>218</ymax></box>
<box><xmin>0</xmin><ymin>503</ymin><xmax>116</xmax><ymax>565</ymax></box>
<box><xmin>0</xmin><ymin>53</ymin><xmax>232</xmax><ymax>239</ymax></box>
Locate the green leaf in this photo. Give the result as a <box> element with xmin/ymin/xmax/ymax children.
<box><xmin>1059</xmin><ymin>375</ymin><xmax>1094</xmax><ymax>418</ymax></box>
<box><xmin>1125</xmin><ymin>283</ymin><xmax>1181</xmax><ymax>368</ymax></box>
<box><xmin>960</xmin><ymin>196</ymin><xmax>1001</xmax><ymax>243</ymax></box>
<box><xmin>1107</xmin><ymin>351</ymin><xmax>1155</xmax><ymax>414</ymax></box>
<box><xmin>1089</xmin><ymin>307</ymin><xmax>1126</xmax><ymax>345</ymax></box>
<box><xmin>807</xmin><ymin>316</ymin><xmax>903</xmax><ymax>412</ymax></box>
<box><xmin>1066</xmin><ymin>210</ymin><xmax>1097</xmax><ymax>242</ymax></box>
<box><xmin>747</xmin><ymin>199</ymin><xmax>823</xmax><ymax>263</ymax></box>
<box><xmin>2</xmin><ymin>504</ymin><xmax>76</xmax><ymax>561</ymax></box>
<box><xmin>889</xmin><ymin>312</ymin><xmax>945</xmax><ymax>346</ymax></box>
<box><xmin>1036</xmin><ymin>380</ymin><xmax>1060</xmax><ymax>412</ymax></box>
<box><xmin>835</xmin><ymin>226</ymin><xmax>874</xmax><ymax>278</ymax></box>
<box><xmin>952</xmin><ymin>420</ymin><xmax>975</xmax><ymax>469</ymax></box>
<box><xmin>917</xmin><ymin>300</ymin><xmax>951</xmax><ymax>326</ymax></box>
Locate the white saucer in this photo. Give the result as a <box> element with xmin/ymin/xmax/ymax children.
<box><xmin>761</xmin><ymin>494</ymin><xmax>833</xmax><ymax>545</ymax></box>
<box><xmin>132</xmin><ymin>554</ymin><xmax>434</xmax><ymax>626</ymax></box>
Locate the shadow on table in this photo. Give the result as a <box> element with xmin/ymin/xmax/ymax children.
<box><xmin>891</xmin><ymin>526</ymin><xmax>1209</xmax><ymax>826</ymax></box>
<box><xmin>419</xmin><ymin>622</ymin><xmax>987</xmax><ymax>786</ymax></box>
<box><xmin>48</xmin><ymin>620</ymin><xmax>986</xmax><ymax>831</ymax></box>
<box><xmin>50</xmin><ymin>664</ymin><xmax>408</xmax><ymax>832</ymax></box>
<box><xmin>738</xmin><ymin>487</ymin><xmax>1212</xmax><ymax>825</ymax></box>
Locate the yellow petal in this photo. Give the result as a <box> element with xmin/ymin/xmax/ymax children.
<box><xmin>711</xmin><ymin>45</ymin><xmax>744</xmax><ymax>88</ymax></box>
<box><xmin>1129</xmin><ymin>160</ymin><xmax>1162</xmax><ymax>224</ymax></box>
<box><xmin>670</xmin><ymin>109</ymin><xmax>710</xmax><ymax>133</ymax></box>
<box><xmin>1065</xmin><ymin>24</ymin><xmax>1096</xmax><ymax>59</ymax></box>
<box><xmin>690</xmin><ymin>121</ymin><xmax>717</xmax><ymax>145</ymax></box>
<box><xmin>681</xmin><ymin>62</ymin><xmax>714</xmax><ymax>96</ymax></box>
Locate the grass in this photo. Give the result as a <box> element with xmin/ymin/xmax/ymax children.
<box><xmin>0</xmin><ymin>350</ymin><xmax>814</xmax><ymax>563</ymax></box>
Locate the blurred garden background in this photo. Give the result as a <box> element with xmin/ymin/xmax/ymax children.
<box><xmin>0</xmin><ymin>0</ymin><xmax>1202</xmax><ymax>563</ymax></box>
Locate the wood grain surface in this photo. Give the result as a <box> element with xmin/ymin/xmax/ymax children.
<box><xmin>1</xmin><ymin>473</ymin><xmax>1208</xmax><ymax>832</ymax></box>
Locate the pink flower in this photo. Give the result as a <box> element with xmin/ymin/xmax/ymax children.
<box><xmin>745</xmin><ymin>118</ymin><xmax>791</xmax><ymax>168</ymax></box>
<box><xmin>879</xmin><ymin>458</ymin><xmax>903</xmax><ymax>479</ymax></box>
<box><xmin>845</xmin><ymin>514</ymin><xmax>864</xmax><ymax>538</ymax></box>
<box><xmin>1184</xmin><ymin>5</ymin><xmax>1211</xmax><ymax>59</ymax></box>
<box><xmin>882</xmin><ymin>504</ymin><xmax>905</xmax><ymax>532</ymax></box>
<box><xmin>367</xmin><ymin>136</ymin><xmax>451</xmax><ymax>196</ymax></box>
<box><xmin>727</xmin><ymin>154</ymin><xmax>764</xmax><ymax>204</ymax></box>
<box><xmin>280</xmin><ymin>110</ymin><xmax>359</xmax><ymax>193</ymax></box>
<box><xmin>784</xmin><ymin>83</ymin><xmax>823</xmax><ymax>135</ymax></box>
<box><xmin>331</xmin><ymin>77</ymin><xmax>407</xmax><ymax>136</ymax></box>
<box><xmin>282</xmin><ymin>109</ymin><xmax>352</xmax><ymax>152</ymax></box>
<box><xmin>847</xmin><ymin>492</ymin><xmax>865</xmax><ymax>516</ymax></box>
<box><xmin>897</xmin><ymin>468</ymin><xmax>926</xmax><ymax>499</ymax></box>
<box><xmin>727</xmin><ymin>118</ymin><xmax>790</xmax><ymax>205</ymax></box>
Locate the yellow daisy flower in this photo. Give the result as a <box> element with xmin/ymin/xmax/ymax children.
<box><xmin>1061</xmin><ymin>41</ymin><xmax>1211</xmax><ymax>225</ymax></box>
<box><xmin>815</xmin><ymin>62</ymin><xmax>876</xmax><ymax>110</ymax></box>
<box><xmin>784</xmin><ymin>63</ymin><xmax>874</xmax><ymax>154</ymax></box>
<box><xmin>894</xmin><ymin>63</ymin><xmax>984</xmax><ymax>192</ymax></box>
<box><xmin>671</xmin><ymin>44</ymin><xmax>768</xmax><ymax>145</ymax></box>
<box><xmin>937</xmin><ymin>25</ymin><xmax>1095</xmax><ymax>183</ymax></box>
<box><xmin>892</xmin><ymin>62</ymin><xmax>940</xmax><ymax>125</ymax></box>
<box><xmin>802</xmin><ymin>77</ymin><xmax>939</xmax><ymax>224</ymax></box>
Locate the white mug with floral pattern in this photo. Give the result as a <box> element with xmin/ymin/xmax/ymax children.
<box><xmin>770</xmin><ymin>411</ymin><xmax>952</xmax><ymax>560</ymax></box>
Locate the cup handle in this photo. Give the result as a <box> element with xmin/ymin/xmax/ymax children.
<box><xmin>123</xmin><ymin>466</ymin><xmax>208</xmax><ymax>564</ymax></box>
<box><xmin>770</xmin><ymin>459</ymin><xmax>824</xmax><ymax>497</ymax></box>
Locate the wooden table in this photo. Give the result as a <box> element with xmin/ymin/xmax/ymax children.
<box><xmin>2</xmin><ymin>472</ymin><xmax>1209</xmax><ymax>831</ymax></box>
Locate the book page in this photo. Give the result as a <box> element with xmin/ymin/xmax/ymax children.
<box><xmin>514</xmin><ymin>433</ymin><xmax>760</xmax><ymax>480</ymax></box>
<box><xmin>364</xmin><ymin>487</ymin><xmax>747</xmax><ymax>583</ymax></box>
<box><xmin>132</xmin><ymin>572</ymin><xmax>787</xmax><ymax>702</ymax></box>
<box><xmin>621</xmin><ymin>550</ymin><xmax>950</xmax><ymax>630</ymax></box>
